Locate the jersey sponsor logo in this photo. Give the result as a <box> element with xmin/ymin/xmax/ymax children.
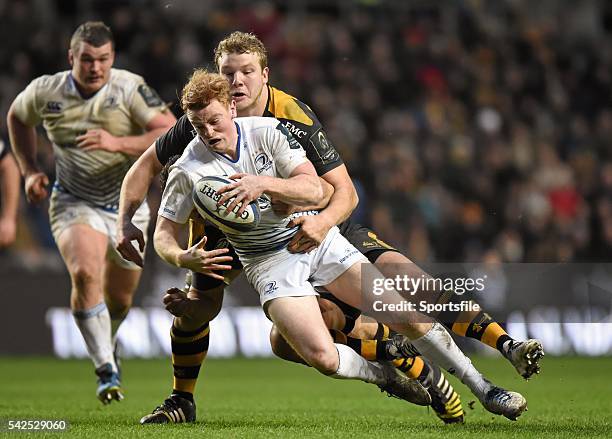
<box><xmin>255</xmin><ymin>152</ymin><xmax>273</xmax><ymax>173</ymax></box>
<box><xmin>275</xmin><ymin>122</ymin><xmax>302</xmax><ymax>149</ymax></box>
<box><xmin>198</xmin><ymin>182</ymin><xmax>251</xmax><ymax>220</ymax></box>
<box><xmin>263</xmin><ymin>281</ymin><xmax>279</xmax><ymax>296</ymax></box>
<box><xmin>310</xmin><ymin>130</ymin><xmax>339</xmax><ymax>163</ymax></box>
<box><xmin>163</xmin><ymin>207</ymin><xmax>176</xmax><ymax>215</ymax></box>
<box><xmin>137</xmin><ymin>84</ymin><xmax>163</xmax><ymax>107</ymax></box>
<box><xmin>45</xmin><ymin>101</ymin><xmax>63</xmax><ymax>113</ymax></box>
<box><xmin>257</xmin><ymin>196</ymin><xmax>271</xmax><ymax>210</ymax></box>
<box><xmin>339</xmin><ymin>249</ymin><xmax>360</xmax><ymax>264</ymax></box>
<box><xmin>282</xmin><ymin>121</ymin><xmax>308</xmax><ymax>139</ymax></box>
<box><xmin>103</xmin><ymin>96</ymin><xmax>118</xmax><ymax>109</ymax></box>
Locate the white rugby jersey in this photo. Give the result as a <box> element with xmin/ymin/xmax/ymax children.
<box><xmin>159</xmin><ymin>116</ymin><xmax>316</xmax><ymax>263</ymax></box>
<box><xmin>11</xmin><ymin>69</ymin><xmax>167</xmax><ymax>210</ymax></box>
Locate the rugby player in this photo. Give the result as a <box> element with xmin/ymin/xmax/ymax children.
<box><xmin>150</xmin><ymin>70</ymin><xmax>528</xmax><ymax>423</ymax></box>
<box><xmin>7</xmin><ymin>21</ymin><xmax>176</xmax><ymax>403</ymax></box>
<box><xmin>0</xmin><ymin>138</ymin><xmax>19</xmax><ymax>248</ymax></box>
<box><xmin>119</xmin><ymin>32</ymin><xmax>538</xmax><ymax>423</ymax></box>
<box><xmin>122</xmin><ymin>32</ymin><xmax>466</xmax><ymax>424</ymax></box>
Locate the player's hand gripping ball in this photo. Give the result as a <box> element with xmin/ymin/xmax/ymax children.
<box><xmin>193</xmin><ymin>176</ymin><xmax>261</xmax><ymax>233</ymax></box>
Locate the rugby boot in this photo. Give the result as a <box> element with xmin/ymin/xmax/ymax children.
<box><xmin>503</xmin><ymin>339</ymin><xmax>544</xmax><ymax>379</ymax></box>
<box><xmin>95</xmin><ymin>363</ymin><xmax>124</xmax><ymax>405</ymax></box>
<box><xmin>140</xmin><ymin>394</ymin><xmax>196</xmax><ymax>424</ymax></box>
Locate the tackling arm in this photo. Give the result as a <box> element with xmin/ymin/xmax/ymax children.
<box><xmin>116</xmin><ymin>144</ymin><xmax>164</xmax><ymax>266</ymax></box>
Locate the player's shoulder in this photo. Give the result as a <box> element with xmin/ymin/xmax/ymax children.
<box><xmin>109</xmin><ymin>68</ymin><xmax>145</xmax><ymax>85</ymax></box>
<box><xmin>25</xmin><ymin>70</ymin><xmax>70</xmax><ymax>94</ymax></box>
<box><xmin>268</xmin><ymin>86</ymin><xmax>318</xmax><ymax>128</ymax></box>
<box><xmin>235</xmin><ymin>116</ymin><xmax>280</xmax><ymax>132</ymax></box>
<box><xmin>108</xmin><ymin>68</ymin><xmax>147</xmax><ymax>93</ymax></box>
<box><xmin>173</xmin><ymin>136</ymin><xmax>214</xmax><ymax>172</ymax></box>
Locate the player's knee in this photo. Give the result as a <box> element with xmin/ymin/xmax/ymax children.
<box><xmin>189</xmin><ymin>288</ymin><xmax>223</xmax><ymax>321</ymax></box>
<box><xmin>318</xmin><ymin>299</ymin><xmax>344</xmax><ymax>331</ymax></box>
<box><xmin>71</xmin><ymin>266</ymin><xmax>98</xmax><ymax>294</ymax></box>
<box><xmin>269</xmin><ymin>326</ymin><xmax>284</xmax><ymax>357</ymax></box>
<box><xmin>305</xmin><ymin>345</ymin><xmax>339</xmax><ymax>375</ymax></box>
<box><xmin>106</xmin><ymin>300</ymin><xmax>131</xmax><ymax>319</ymax></box>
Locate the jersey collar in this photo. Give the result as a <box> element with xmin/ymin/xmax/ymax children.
<box><xmin>67</xmin><ymin>71</ymin><xmax>109</xmax><ymax>100</ymax></box>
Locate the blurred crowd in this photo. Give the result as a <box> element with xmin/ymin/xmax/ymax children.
<box><xmin>1</xmin><ymin>0</ymin><xmax>612</xmax><ymax>268</ymax></box>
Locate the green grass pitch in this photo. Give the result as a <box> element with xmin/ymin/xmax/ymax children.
<box><xmin>1</xmin><ymin>356</ymin><xmax>611</xmax><ymax>438</ymax></box>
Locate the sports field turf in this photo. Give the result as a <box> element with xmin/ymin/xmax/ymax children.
<box><xmin>1</xmin><ymin>356</ymin><xmax>610</xmax><ymax>438</ymax></box>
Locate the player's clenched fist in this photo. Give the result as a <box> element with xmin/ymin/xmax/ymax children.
<box><xmin>162</xmin><ymin>287</ymin><xmax>191</xmax><ymax>317</ymax></box>
<box><xmin>24</xmin><ymin>172</ymin><xmax>49</xmax><ymax>203</ymax></box>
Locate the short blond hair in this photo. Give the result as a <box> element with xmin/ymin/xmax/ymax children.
<box><xmin>180</xmin><ymin>69</ymin><xmax>231</xmax><ymax>113</ymax></box>
<box><xmin>214</xmin><ymin>31</ymin><xmax>268</xmax><ymax>70</ymax></box>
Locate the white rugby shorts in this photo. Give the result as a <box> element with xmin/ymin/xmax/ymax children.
<box><xmin>244</xmin><ymin>226</ymin><xmax>368</xmax><ymax>306</ymax></box>
<box><xmin>49</xmin><ymin>189</ymin><xmax>150</xmax><ymax>270</ymax></box>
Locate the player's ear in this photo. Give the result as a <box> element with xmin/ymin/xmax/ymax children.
<box><xmin>262</xmin><ymin>66</ymin><xmax>269</xmax><ymax>84</ymax></box>
<box><xmin>230</xmin><ymin>100</ymin><xmax>237</xmax><ymax>118</ymax></box>
<box><xmin>68</xmin><ymin>49</ymin><xmax>74</xmax><ymax>67</ymax></box>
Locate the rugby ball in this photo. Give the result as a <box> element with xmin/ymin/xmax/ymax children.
<box><xmin>192</xmin><ymin>176</ymin><xmax>261</xmax><ymax>233</ymax></box>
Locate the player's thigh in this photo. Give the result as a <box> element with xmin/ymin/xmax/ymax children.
<box><xmin>266</xmin><ymin>296</ymin><xmax>336</xmax><ymax>369</ymax></box>
<box><xmin>56</xmin><ymin>224</ymin><xmax>108</xmax><ymax>285</ymax></box>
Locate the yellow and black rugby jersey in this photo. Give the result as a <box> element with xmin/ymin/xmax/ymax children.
<box><xmin>156</xmin><ymin>85</ymin><xmax>343</xmax><ymax>176</ymax></box>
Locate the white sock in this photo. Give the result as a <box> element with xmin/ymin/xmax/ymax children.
<box><xmin>73</xmin><ymin>303</ymin><xmax>117</xmax><ymax>373</ymax></box>
<box><xmin>410</xmin><ymin>322</ymin><xmax>491</xmax><ymax>398</ymax></box>
<box><xmin>330</xmin><ymin>343</ymin><xmax>385</xmax><ymax>385</ymax></box>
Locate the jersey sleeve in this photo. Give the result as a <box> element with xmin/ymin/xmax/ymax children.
<box><xmin>306</xmin><ymin>124</ymin><xmax>343</xmax><ymax>175</ymax></box>
<box><xmin>155</xmin><ymin>115</ymin><xmax>196</xmax><ymax>165</ymax></box>
<box><xmin>276</xmin><ymin>101</ymin><xmax>343</xmax><ymax>176</ymax></box>
<box><xmin>127</xmin><ymin>79</ymin><xmax>168</xmax><ymax>128</ymax></box>
<box><xmin>158</xmin><ymin>167</ymin><xmax>195</xmax><ymax>224</ymax></box>
<box><xmin>11</xmin><ymin>78</ymin><xmax>43</xmax><ymax>126</ymax></box>
<box><xmin>267</xmin><ymin>122</ymin><xmax>309</xmax><ymax>178</ymax></box>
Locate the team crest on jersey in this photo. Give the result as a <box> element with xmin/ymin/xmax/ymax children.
<box><xmin>312</xmin><ymin>130</ymin><xmax>337</xmax><ymax>163</ymax></box>
<box><xmin>138</xmin><ymin>84</ymin><xmax>163</xmax><ymax>107</ymax></box>
<box><xmin>45</xmin><ymin>101</ymin><xmax>63</xmax><ymax>113</ymax></box>
<box><xmin>255</xmin><ymin>153</ymin><xmax>272</xmax><ymax>173</ymax></box>
<box><xmin>103</xmin><ymin>96</ymin><xmax>118</xmax><ymax>109</ymax></box>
